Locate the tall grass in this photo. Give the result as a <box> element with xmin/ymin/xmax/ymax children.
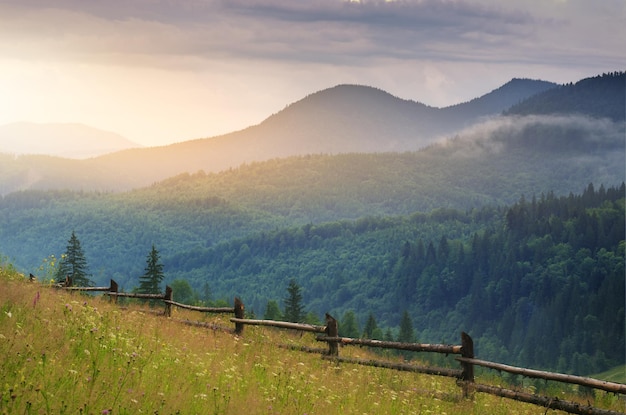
<box><xmin>1</xmin><ymin>262</ymin><xmax>623</xmax><ymax>414</ymax></box>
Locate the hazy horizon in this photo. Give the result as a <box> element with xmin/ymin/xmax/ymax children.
<box><xmin>0</xmin><ymin>0</ymin><xmax>623</xmax><ymax>147</ymax></box>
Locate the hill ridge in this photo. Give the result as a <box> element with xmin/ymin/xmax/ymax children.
<box><xmin>1</xmin><ymin>73</ymin><xmax>621</xmax><ymax>195</ymax></box>
<box><xmin>0</xmin><ymin>122</ymin><xmax>142</xmax><ymax>159</ymax></box>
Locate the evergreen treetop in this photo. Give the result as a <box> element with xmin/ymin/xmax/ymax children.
<box><xmin>139</xmin><ymin>245</ymin><xmax>165</xmax><ymax>295</ymax></box>
<box><xmin>56</xmin><ymin>230</ymin><xmax>92</xmax><ymax>287</ymax></box>
<box><xmin>283</xmin><ymin>279</ymin><xmax>304</xmax><ymax>323</ymax></box>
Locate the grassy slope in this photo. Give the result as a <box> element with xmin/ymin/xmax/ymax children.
<box><xmin>593</xmin><ymin>366</ymin><xmax>626</xmax><ymax>384</ymax></box>
<box><xmin>1</xmin><ymin>263</ymin><xmax>624</xmax><ymax>414</ymax></box>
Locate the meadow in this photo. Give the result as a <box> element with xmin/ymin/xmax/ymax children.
<box><xmin>1</xmin><ymin>263</ymin><xmax>623</xmax><ymax>414</ymax></box>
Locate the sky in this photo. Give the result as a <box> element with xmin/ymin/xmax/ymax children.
<box><xmin>0</xmin><ymin>0</ymin><xmax>624</xmax><ymax>147</ymax></box>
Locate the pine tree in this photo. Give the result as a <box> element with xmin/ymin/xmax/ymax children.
<box><xmin>263</xmin><ymin>300</ymin><xmax>282</xmax><ymax>320</ymax></box>
<box><xmin>362</xmin><ymin>312</ymin><xmax>379</xmax><ymax>339</ymax></box>
<box><xmin>339</xmin><ymin>310</ymin><xmax>360</xmax><ymax>338</ymax></box>
<box><xmin>397</xmin><ymin>310</ymin><xmax>416</xmax><ymax>360</ymax></box>
<box><xmin>201</xmin><ymin>281</ymin><xmax>212</xmax><ymax>305</ymax></box>
<box><xmin>283</xmin><ymin>279</ymin><xmax>304</xmax><ymax>323</ymax></box>
<box><xmin>139</xmin><ymin>245</ymin><xmax>165</xmax><ymax>295</ymax></box>
<box><xmin>56</xmin><ymin>231</ymin><xmax>92</xmax><ymax>286</ymax></box>
<box><xmin>397</xmin><ymin>310</ymin><xmax>415</xmax><ymax>343</ymax></box>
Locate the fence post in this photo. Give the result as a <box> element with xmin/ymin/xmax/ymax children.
<box><xmin>164</xmin><ymin>286</ymin><xmax>173</xmax><ymax>317</ymax></box>
<box><xmin>65</xmin><ymin>276</ymin><xmax>73</xmax><ymax>287</ymax></box>
<box><xmin>325</xmin><ymin>313</ymin><xmax>339</xmax><ymax>356</ymax></box>
<box><xmin>460</xmin><ymin>331</ymin><xmax>474</xmax><ymax>398</ymax></box>
<box><xmin>109</xmin><ymin>279</ymin><xmax>118</xmax><ymax>304</ymax></box>
<box><xmin>234</xmin><ymin>297</ymin><xmax>245</xmax><ymax>335</ymax></box>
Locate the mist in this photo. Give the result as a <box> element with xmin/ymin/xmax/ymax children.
<box><xmin>439</xmin><ymin>114</ymin><xmax>625</xmax><ymax>158</ymax></box>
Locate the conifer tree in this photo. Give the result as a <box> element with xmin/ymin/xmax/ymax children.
<box><xmin>397</xmin><ymin>310</ymin><xmax>415</xmax><ymax>343</ymax></box>
<box><xmin>56</xmin><ymin>230</ymin><xmax>92</xmax><ymax>286</ymax></box>
<box><xmin>283</xmin><ymin>279</ymin><xmax>304</xmax><ymax>322</ymax></box>
<box><xmin>362</xmin><ymin>312</ymin><xmax>379</xmax><ymax>339</ymax></box>
<box><xmin>263</xmin><ymin>300</ymin><xmax>282</xmax><ymax>320</ymax></box>
<box><xmin>339</xmin><ymin>310</ymin><xmax>360</xmax><ymax>338</ymax></box>
<box><xmin>397</xmin><ymin>310</ymin><xmax>416</xmax><ymax>360</ymax></box>
<box><xmin>139</xmin><ymin>245</ymin><xmax>165</xmax><ymax>295</ymax></box>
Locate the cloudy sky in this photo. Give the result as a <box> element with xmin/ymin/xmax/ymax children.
<box><xmin>0</xmin><ymin>0</ymin><xmax>623</xmax><ymax>147</ymax></box>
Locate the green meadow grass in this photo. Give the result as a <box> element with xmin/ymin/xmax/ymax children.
<box><xmin>1</xmin><ymin>263</ymin><xmax>623</xmax><ymax>414</ymax></box>
<box><xmin>592</xmin><ymin>365</ymin><xmax>626</xmax><ymax>384</ymax></box>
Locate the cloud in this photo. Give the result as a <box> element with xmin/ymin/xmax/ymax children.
<box><xmin>0</xmin><ymin>0</ymin><xmax>575</xmax><ymax>67</ymax></box>
<box><xmin>0</xmin><ymin>0</ymin><xmax>623</xmax><ymax>145</ymax></box>
<box><xmin>441</xmin><ymin>114</ymin><xmax>626</xmax><ymax>158</ymax></box>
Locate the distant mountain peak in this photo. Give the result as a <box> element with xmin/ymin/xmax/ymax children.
<box><xmin>442</xmin><ymin>78</ymin><xmax>558</xmax><ymax>116</ymax></box>
<box><xmin>0</xmin><ymin>122</ymin><xmax>142</xmax><ymax>159</ymax></box>
<box><xmin>274</xmin><ymin>83</ymin><xmax>432</xmax><ymax>116</ymax></box>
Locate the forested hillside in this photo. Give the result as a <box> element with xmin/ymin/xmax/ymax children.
<box><xmin>0</xmin><ymin>182</ymin><xmax>622</xmax><ymax>376</ymax></box>
<box><xmin>172</xmin><ymin>184</ymin><xmax>625</xmax><ymax>376</ymax></box>
<box><xmin>506</xmin><ymin>71</ymin><xmax>625</xmax><ymax>121</ymax></box>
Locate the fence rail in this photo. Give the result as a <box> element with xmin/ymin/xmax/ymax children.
<box><xmin>467</xmin><ymin>382</ymin><xmax>622</xmax><ymax>415</ymax></box>
<box><xmin>315</xmin><ymin>336</ymin><xmax>463</xmax><ymax>354</ymax></box>
<box><xmin>230</xmin><ymin>317</ymin><xmax>326</xmax><ymax>333</ymax></box>
<box><xmin>322</xmin><ymin>355</ymin><xmax>463</xmax><ymax>379</ymax></box>
<box><xmin>57</xmin><ymin>278</ymin><xmax>624</xmax><ymax>415</ymax></box>
<box><xmin>456</xmin><ymin>356</ymin><xmax>626</xmax><ymax>395</ymax></box>
<box><xmin>164</xmin><ymin>300</ymin><xmax>234</xmax><ymax>313</ymax></box>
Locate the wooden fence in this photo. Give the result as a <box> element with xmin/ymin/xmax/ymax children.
<box><xmin>60</xmin><ymin>279</ymin><xmax>625</xmax><ymax>415</ymax></box>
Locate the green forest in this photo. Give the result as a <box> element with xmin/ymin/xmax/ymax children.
<box><xmin>3</xmin><ymin>182</ymin><xmax>621</xmax><ymax>376</ymax></box>
<box><xmin>166</xmin><ymin>183</ymin><xmax>624</xmax><ymax>376</ymax></box>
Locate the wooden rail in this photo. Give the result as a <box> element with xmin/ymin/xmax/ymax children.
<box><xmin>456</xmin><ymin>357</ymin><xmax>626</xmax><ymax>395</ymax></box>
<box><xmin>315</xmin><ymin>336</ymin><xmax>462</xmax><ymax>354</ymax></box>
<box><xmin>322</xmin><ymin>355</ymin><xmax>463</xmax><ymax>378</ymax></box>
<box><xmin>467</xmin><ymin>382</ymin><xmax>624</xmax><ymax>415</ymax></box>
<box><xmin>60</xmin><ymin>278</ymin><xmax>173</xmax><ymax>315</ymax></box>
<box><xmin>164</xmin><ymin>300</ymin><xmax>234</xmax><ymax>313</ymax></box>
<box><xmin>64</xmin><ymin>285</ymin><xmax>110</xmax><ymax>291</ymax></box>
<box><xmin>230</xmin><ymin>318</ymin><xmax>326</xmax><ymax>333</ymax></box>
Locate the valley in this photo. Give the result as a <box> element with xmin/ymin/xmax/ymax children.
<box><xmin>0</xmin><ymin>71</ymin><xmax>624</xmax><ymax>378</ymax></box>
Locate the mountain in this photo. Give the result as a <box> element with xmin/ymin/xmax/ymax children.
<box><xmin>0</xmin><ymin>78</ymin><xmax>556</xmax><ymax>195</ymax></box>
<box><xmin>506</xmin><ymin>72</ymin><xmax>625</xmax><ymax>121</ymax></box>
<box><xmin>0</xmin><ymin>122</ymin><xmax>142</xmax><ymax>159</ymax></box>
<box><xmin>442</xmin><ymin>77</ymin><xmax>558</xmax><ymax>118</ymax></box>
<box><xmin>252</xmin><ymin>78</ymin><xmax>557</xmax><ymax>154</ymax></box>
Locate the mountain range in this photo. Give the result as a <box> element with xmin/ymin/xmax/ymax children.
<box><xmin>0</xmin><ymin>72</ymin><xmax>623</xmax><ymax>376</ymax></box>
<box><xmin>1</xmin><ymin>72</ymin><xmax>623</xmax><ymax>273</ymax></box>
<box><xmin>0</xmin><ymin>77</ymin><xmax>558</xmax><ymax>195</ymax></box>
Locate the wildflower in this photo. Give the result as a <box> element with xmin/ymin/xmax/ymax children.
<box><xmin>101</xmin><ymin>410</ymin><xmax>110</xmax><ymax>415</ymax></box>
